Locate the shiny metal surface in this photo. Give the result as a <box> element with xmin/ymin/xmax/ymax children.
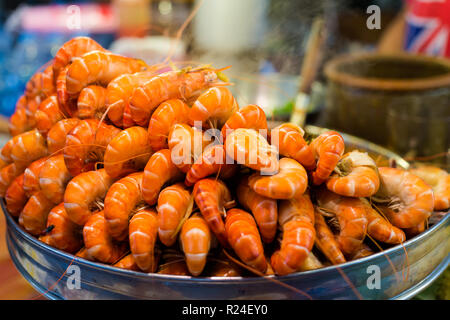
<box><xmin>3</xmin><ymin>129</ymin><xmax>449</xmax><ymax>300</ymax></box>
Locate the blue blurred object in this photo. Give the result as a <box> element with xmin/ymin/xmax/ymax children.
<box><xmin>0</xmin><ymin>4</ymin><xmax>116</xmax><ymax>118</ymax></box>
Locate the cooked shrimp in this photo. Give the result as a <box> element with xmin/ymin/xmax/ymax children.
<box><xmin>351</xmin><ymin>244</ymin><xmax>375</xmax><ymax>260</ymax></box>
<box><xmin>77</xmin><ymin>85</ymin><xmax>107</xmax><ymax>119</ymax></box>
<box><xmin>42</xmin><ymin>203</ymin><xmax>83</xmax><ymax>253</ymax></box>
<box><xmin>409</xmin><ymin>166</ymin><xmax>450</xmax><ymax>211</ymax></box>
<box><xmin>103</xmin><ymin>126</ymin><xmax>152</xmax><ymax>179</ymax></box>
<box><xmin>46</xmin><ymin>118</ymin><xmax>80</xmax><ymax>155</ymax></box>
<box><xmin>0</xmin><ymin>129</ymin><xmax>47</xmax><ymax>167</ymax></box>
<box><xmin>63</xmin><ymin>119</ymin><xmax>121</xmax><ymax>176</ymax></box>
<box><xmin>22</xmin><ymin>157</ymin><xmax>48</xmax><ymax>197</ymax></box>
<box><xmin>270</xmin><ymin>123</ymin><xmax>315</xmax><ymax>170</ymax></box>
<box><xmin>168</xmin><ymin>123</ymin><xmax>212</xmax><ymax>173</ymax></box>
<box><xmin>35</xmin><ymin>95</ymin><xmax>65</xmax><ymax>136</ymax></box>
<box><xmin>106</xmin><ymin>71</ymin><xmax>156</xmax><ymax>128</ymax></box>
<box><xmin>0</xmin><ymin>163</ymin><xmax>26</xmax><ymax>197</ymax></box>
<box><xmin>189</xmin><ymin>87</ymin><xmax>238</xmax><ymax>129</ymax></box>
<box><xmin>221</xmin><ymin>104</ymin><xmax>267</xmax><ymax>140</ymax></box>
<box><xmin>209</xmin><ymin>260</ymin><xmax>241</xmax><ymax>277</ymax></box>
<box><xmin>271</xmin><ymin>193</ymin><xmax>315</xmax><ymax>275</ymax></box>
<box><xmin>248</xmin><ymin>158</ymin><xmax>308</xmax><ymax>200</ymax></box>
<box><xmin>66</xmin><ymin>50</ymin><xmax>147</xmax><ymax>98</ymax></box>
<box><xmin>180</xmin><ymin>215</ymin><xmax>211</xmax><ymax>276</ymax></box>
<box><xmin>225</xmin><ymin>208</ymin><xmax>267</xmax><ymax>273</ymax></box>
<box><xmin>147</xmin><ymin>99</ymin><xmax>190</xmax><ymax>151</ymax></box>
<box><xmin>64</xmin><ymin>169</ymin><xmax>115</xmax><ymax>226</ymax></box>
<box><xmin>326</xmin><ymin>151</ymin><xmax>380</xmax><ymax>198</ymax></box>
<box><xmin>313</xmin><ymin>208</ymin><xmax>346</xmax><ymax>265</ymax></box>
<box><xmin>361</xmin><ymin>199</ymin><xmax>405</xmax><ymax>244</ymax></box>
<box><xmin>9</xmin><ymin>96</ymin><xmax>31</xmax><ymax>136</ymax></box>
<box><xmin>373</xmin><ymin>167</ymin><xmax>434</xmax><ymax>229</ymax></box>
<box><xmin>114</xmin><ymin>254</ymin><xmax>140</xmax><ymax>271</ymax></box>
<box><xmin>404</xmin><ymin>220</ymin><xmax>427</xmax><ymax>237</ymax></box>
<box><xmin>19</xmin><ymin>191</ymin><xmax>54</xmax><ymax>235</ymax></box>
<box><xmin>5</xmin><ymin>174</ymin><xmax>28</xmax><ymax>217</ymax></box>
<box><xmin>193</xmin><ymin>178</ymin><xmax>235</xmax><ymax>247</ymax></box>
<box><xmin>141</xmin><ymin>149</ymin><xmax>184</xmax><ymax>206</ymax></box>
<box><xmin>56</xmin><ymin>66</ymin><xmax>77</xmax><ymax>117</ymax></box>
<box><xmin>104</xmin><ymin>172</ymin><xmax>145</xmax><ymax>240</ymax></box>
<box><xmin>237</xmin><ymin>176</ymin><xmax>277</xmax><ymax>243</ymax></box>
<box><xmin>39</xmin><ymin>154</ymin><xmax>72</xmax><ymax>204</ymax></box>
<box><xmin>129</xmin><ymin>208</ymin><xmax>159</xmax><ymax>272</ymax></box>
<box><xmin>25</xmin><ymin>96</ymin><xmax>41</xmax><ymax>129</ymax></box>
<box><xmin>316</xmin><ymin>189</ymin><xmax>368</xmax><ymax>256</ymax></box>
<box><xmin>52</xmin><ymin>36</ymin><xmax>106</xmax><ymax>78</ymax></box>
<box><xmin>25</xmin><ymin>64</ymin><xmax>55</xmax><ymax>100</ymax></box>
<box><xmin>157</xmin><ymin>183</ymin><xmax>192</xmax><ymax>247</ymax></box>
<box><xmin>158</xmin><ymin>260</ymin><xmax>190</xmax><ymax>275</ymax></box>
<box><xmin>129</xmin><ymin>67</ymin><xmax>223</xmax><ymax>126</ymax></box>
<box><xmin>185</xmin><ymin>144</ymin><xmax>238</xmax><ymax>186</ymax></box>
<box><xmin>83</xmin><ymin>211</ymin><xmax>127</xmax><ymax>264</ymax></box>
<box><xmin>309</xmin><ymin>131</ymin><xmax>345</xmax><ymax>185</ymax></box>
<box><xmin>225</xmin><ymin>128</ymin><xmax>279</xmax><ymax>174</ymax></box>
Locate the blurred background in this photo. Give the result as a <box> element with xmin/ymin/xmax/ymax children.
<box><xmin>0</xmin><ymin>0</ymin><xmax>448</xmax><ymax>299</ymax></box>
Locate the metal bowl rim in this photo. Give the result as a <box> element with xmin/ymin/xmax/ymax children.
<box><xmin>4</xmin><ymin>199</ymin><xmax>448</xmax><ymax>284</ymax></box>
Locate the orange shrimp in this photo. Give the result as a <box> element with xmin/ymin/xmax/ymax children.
<box><xmin>39</xmin><ymin>154</ymin><xmax>72</xmax><ymax>204</ymax></box>
<box><xmin>404</xmin><ymin>220</ymin><xmax>427</xmax><ymax>237</ymax></box>
<box><xmin>56</xmin><ymin>66</ymin><xmax>77</xmax><ymax>117</ymax></box>
<box><xmin>374</xmin><ymin>167</ymin><xmax>434</xmax><ymax>229</ymax></box>
<box><xmin>52</xmin><ymin>36</ymin><xmax>106</xmax><ymax>78</ymax></box>
<box><xmin>189</xmin><ymin>87</ymin><xmax>238</xmax><ymax>129</ymax></box>
<box><xmin>309</xmin><ymin>131</ymin><xmax>345</xmax><ymax>185</ymax></box>
<box><xmin>5</xmin><ymin>174</ymin><xmax>28</xmax><ymax>217</ymax></box>
<box><xmin>270</xmin><ymin>193</ymin><xmax>316</xmax><ymax>275</ymax></box>
<box><xmin>313</xmin><ymin>208</ymin><xmax>346</xmax><ymax>265</ymax></box>
<box><xmin>46</xmin><ymin>118</ymin><xmax>80</xmax><ymax>155</ymax></box>
<box><xmin>75</xmin><ymin>247</ymin><xmax>94</xmax><ymax>260</ymax></box>
<box><xmin>237</xmin><ymin>176</ymin><xmax>278</xmax><ymax>243</ymax></box>
<box><xmin>19</xmin><ymin>191</ymin><xmax>54</xmax><ymax>235</ymax></box>
<box><xmin>0</xmin><ymin>163</ymin><xmax>26</xmax><ymax>197</ymax></box>
<box><xmin>167</xmin><ymin>123</ymin><xmax>212</xmax><ymax>173</ymax></box>
<box><xmin>9</xmin><ymin>96</ymin><xmax>31</xmax><ymax>136</ymax></box>
<box><xmin>185</xmin><ymin>144</ymin><xmax>238</xmax><ymax>186</ymax></box>
<box><xmin>221</xmin><ymin>104</ymin><xmax>267</xmax><ymax>140</ymax></box>
<box><xmin>209</xmin><ymin>260</ymin><xmax>241</xmax><ymax>277</ymax></box>
<box><xmin>351</xmin><ymin>244</ymin><xmax>375</xmax><ymax>260</ymax></box>
<box><xmin>147</xmin><ymin>99</ymin><xmax>190</xmax><ymax>151</ymax></box>
<box><xmin>180</xmin><ymin>215</ymin><xmax>212</xmax><ymax>276</ymax></box>
<box><xmin>25</xmin><ymin>96</ymin><xmax>41</xmax><ymax>129</ymax></box>
<box><xmin>77</xmin><ymin>85</ymin><xmax>107</xmax><ymax>119</ymax></box>
<box><xmin>114</xmin><ymin>254</ymin><xmax>140</xmax><ymax>271</ymax></box>
<box><xmin>22</xmin><ymin>157</ymin><xmax>48</xmax><ymax>197</ymax></box>
<box><xmin>225</xmin><ymin>208</ymin><xmax>267</xmax><ymax>273</ymax></box>
<box><xmin>83</xmin><ymin>210</ymin><xmax>127</xmax><ymax>264</ymax></box>
<box><xmin>42</xmin><ymin>203</ymin><xmax>83</xmax><ymax>253</ymax></box>
<box><xmin>129</xmin><ymin>67</ymin><xmax>223</xmax><ymax>126</ymax></box>
<box><xmin>64</xmin><ymin>169</ymin><xmax>115</xmax><ymax>226</ymax></box>
<box><xmin>409</xmin><ymin>166</ymin><xmax>450</xmax><ymax>211</ymax></box>
<box><xmin>158</xmin><ymin>260</ymin><xmax>190</xmax><ymax>275</ymax></box>
<box><xmin>326</xmin><ymin>151</ymin><xmax>380</xmax><ymax>198</ymax></box>
<box><xmin>66</xmin><ymin>50</ymin><xmax>147</xmax><ymax>98</ymax></box>
<box><xmin>362</xmin><ymin>199</ymin><xmax>405</xmax><ymax>244</ymax></box>
<box><xmin>0</xmin><ymin>129</ymin><xmax>47</xmax><ymax>167</ymax></box>
<box><xmin>248</xmin><ymin>158</ymin><xmax>308</xmax><ymax>200</ymax></box>
<box><xmin>225</xmin><ymin>128</ymin><xmax>279</xmax><ymax>174</ymax></box>
<box><xmin>193</xmin><ymin>178</ymin><xmax>235</xmax><ymax>247</ymax></box>
<box><xmin>63</xmin><ymin>119</ymin><xmax>121</xmax><ymax>176</ymax></box>
<box><xmin>157</xmin><ymin>183</ymin><xmax>192</xmax><ymax>247</ymax></box>
<box><xmin>103</xmin><ymin>126</ymin><xmax>152</xmax><ymax>179</ymax></box>
<box><xmin>106</xmin><ymin>72</ymin><xmax>156</xmax><ymax>128</ymax></box>
<box><xmin>25</xmin><ymin>64</ymin><xmax>55</xmax><ymax>100</ymax></box>
<box><xmin>316</xmin><ymin>189</ymin><xmax>368</xmax><ymax>256</ymax></box>
<box><xmin>270</xmin><ymin>123</ymin><xmax>315</xmax><ymax>170</ymax></box>
<box><xmin>129</xmin><ymin>208</ymin><xmax>159</xmax><ymax>272</ymax></box>
<box><xmin>141</xmin><ymin>149</ymin><xmax>184</xmax><ymax>206</ymax></box>
<box><xmin>35</xmin><ymin>95</ymin><xmax>65</xmax><ymax>136</ymax></box>
<box><xmin>104</xmin><ymin>172</ymin><xmax>145</xmax><ymax>241</ymax></box>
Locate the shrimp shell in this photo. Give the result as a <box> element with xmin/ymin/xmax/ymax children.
<box><xmin>35</xmin><ymin>95</ymin><xmax>65</xmax><ymax>136</ymax></box>
<box><xmin>221</xmin><ymin>104</ymin><xmax>267</xmax><ymax>140</ymax></box>
<box><xmin>114</xmin><ymin>254</ymin><xmax>140</xmax><ymax>271</ymax></box>
<box><xmin>19</xmin><ymin>191</ymin><xmax>54</xmax><ymax>235</ymax></box>
<box><xmin>5</xmin><ymin>174</ymin><xmax>28</xmax><ymax>217</ymax></box>
<box><xmin>0</xmin><ymin>163</ymin><xmax>26</xmax><ymax>197</ymax></box>
<box><xmin>9</xmin><ymin>95</ymin><xmax>31</xmax><ymax>136</ymax></box>
<box><xmin>225</xmin><ymin>208</ymin><xmax>267</xmax><ymax>273</ymax></box>
<box><xmin>1</xmin><ymin>129</ymin><xmax>47</xmax><ymax>167</ymax></box>
<box><xmin>22</xmin><ymin>157</ymin><xmax>48</xmax><ymax>197</ymax></box>
<box><xmin>46</xmin><ymin>118</ymin><xmax>80</xmax><ymax>155</ymax></box>
<box><xmin>64</xmin><ymin>169</ymin><xmax>115</xmax><ymax>226</ymax></box>
<box><xmin>77</xmin><ymin>85</ymin><xmax>107</xmax><ymax>119</ymax></box>
<box><xmin>103</xmin><ymin>126</ymin><xmax>152</xmax><ymax>179</ymax></box>
<box><xmin>39</xmin><ymin>154</ymin><xmax>72</xmax><ymax>204</ymax></box>
<box><xmin>409</xmin><ymin>166</ymin><xmax>450</xmax><ymax>211</ymax></box>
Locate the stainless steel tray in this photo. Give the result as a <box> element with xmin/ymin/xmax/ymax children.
<box><xmin>3</xmin><ymin>127</ymin><xmax>449</xmax><ymax>300</ymax></box>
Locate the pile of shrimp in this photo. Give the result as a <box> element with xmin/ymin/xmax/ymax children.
<box><xmin>2</xmin><ymin>37</ymin><xmax>449</xmax><ymax>278</ymax></box>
